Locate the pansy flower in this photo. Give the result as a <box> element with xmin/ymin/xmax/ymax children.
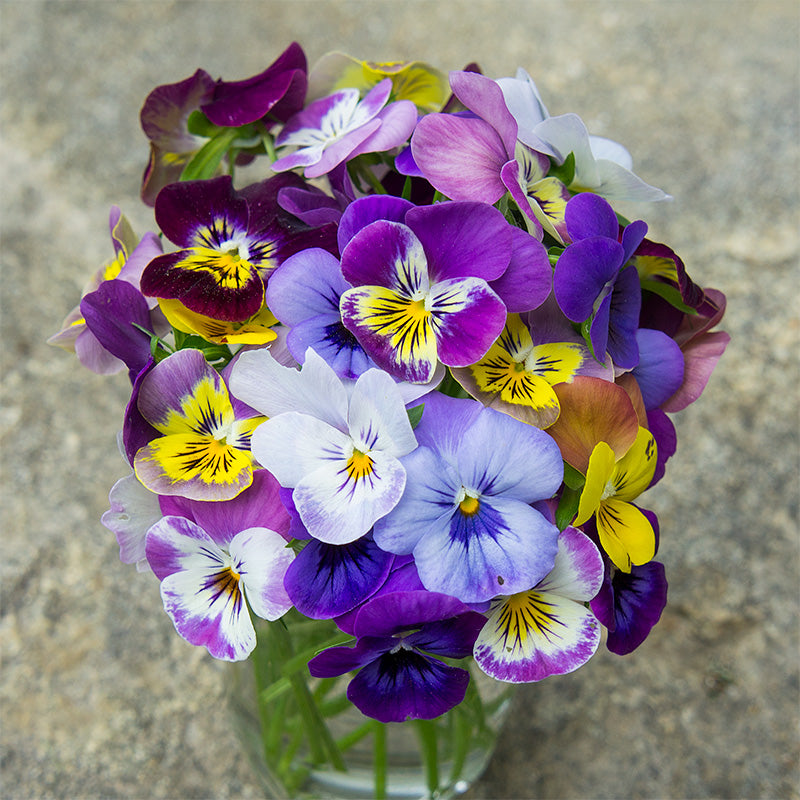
<box><xmin>410</xmin><ymin>70</ymin><xmax>570</xmax><ymax>241</ymax></box>
<box><xmin>339</xmin><ymin>197</ymin><xmax>512</xmax><ymax>384</ymax></box>
<box><xmin>574</xmin><ymin>426</ymin><xmax>658</xmax><ymax>572</ymax></box>
<box><xmin>48</xmin><ymin>207</ymin><xmax>163</xmax><ymax>374</ymax></box>
<box><xmin>140</xmin><ymin>173</ymin><xmax>335</xmax><ymax>323</ymax></box>
<box><xmin>270</xmin><ymin>79</ymin><xmax>417</xmax><ymax>179</ymax></box>
<box><xmin>145</xmin><ymin>470</ymin><xmax>294</xmax><ymax>661</ymax></box>
<box><xmin>229</xmin><ymin>347</ymin><xmax>417</xmax><ymax>544</ymax></box>
<box><xmin>373</xmin><ymin>392</ymin><xmax>563</xmax><ymax>603</ymax></box>
<box><xmin>591</xmin><ymin>555</ymin><xmax>668</xmax><ymax>655</ymax></box>
<box><xmin>451</xmin><ymin>313</ymin><xmax>585</xmax><ymax>429</ymax></box>
<box><xmin>308</xmin><ymin>590</ymin><xmax>485</xmax><ymax>723</ymax></box>
<box><xmin>554</xmin><ymin>192</ymin><xmax>648</xmax><ymax>369</ymax></box>
<box><xmin>133</xmin><ymin>348</ymin><xmax>265</xmax><ymax>501</ymax></box>
<box><xmin>473</xmin><ymin>527</ymin><xmax>604</xmax><ymax>682</ymax></box>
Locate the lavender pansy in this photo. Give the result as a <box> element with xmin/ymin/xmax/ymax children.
<box><xmin>373</xmin><ymin>392</ymin><xmax>562</xmax><ymax>603</ymax></box>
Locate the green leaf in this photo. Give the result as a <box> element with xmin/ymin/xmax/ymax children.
<box><xmin>555</xmin><ymin>485</ymin><xmax>582</xmax><ymax>531</ymax></box>
<box><xmin>185</xmin><ymin>109</ymin><xmax>220</xmax><ymax>138</ymax></box>
<box><xmin>179</xmin><ymin>126</ymin><xmax>239</xmax><ymax>181</ymax></box>
<box><xmin>407</xmin><ymin>403</ymin><xmax>425</xmax><ymax>429</ymax></box>
<box><xmin>562</xmin><ymin>462</ymin><xmax>586</xmax><ymax>491</ymax></box>
<box><xmin>549</xmin><ymin>151</ymin><xmax>575</xmax><ymax>185</ymax></box>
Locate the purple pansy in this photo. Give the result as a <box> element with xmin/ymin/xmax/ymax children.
<box><xmin>338</xmin><ymin>197</ymin><xmax>511</xmax><ymax>384</ymax></box>
<box><xmin>140</xmin><ymin>174</ymin><xmax>335</xmax><ymax>322</ymax></box>
<box><xmin>553</xmin><ymin>192</ymin><xmax>647</xmax><ymax>369</ymax></box>
<box><xmin>271</xmin><ymin>79</ymin><xmax>417</xmax><ymax>179</ymax></box>
<box><xmin>591</xmin><ymin>558</ymin><xmax>668</xmax><ymax>655</ymax></box>
<box><xmin>308</xmin><ymin>590</ymin><xmax>484</xmax><ymax>722</ymax></box>
<box><xmin>373</xmin><ymin>392</ymin><xmax>563</xmax><ymax>603</ymax></box>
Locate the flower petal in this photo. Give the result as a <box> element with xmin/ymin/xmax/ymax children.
<box><xmin>596</xmin><ymin>499</ymin><xmax>656</xmax><ymax>572</ymax></box>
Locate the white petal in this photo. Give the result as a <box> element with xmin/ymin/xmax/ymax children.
<box><xmin>229</xmin><ymin>346</ymin><xmax>348</xmax><ymax>430</ymax></box>
<box><xmin>348</xmin><ymin>368</ymin><xmax>417</xmax><ymax>457</ymax></box>
<box><xmin>535</xmin><ymin>528</ymin><xmax>605</xmax><ymax>602</ymax></box>
<box><xmin>101</xmin><ymin>473</ymin><xmax>162</xmax><ymax>567</ymax></box>
<box><xmin>293</xmin><ymin>449</ymin><xmax>407</xmax><ymax>544</ymax></box>
<box><xmin>251</xmin><ymin>412</ymin><xmax>351</xmax><ymax>487</ymax></box>
<box><xmin>229</xmin><ymin>528</ymin><xmax>295</xmax><ymax>621</ymax></box>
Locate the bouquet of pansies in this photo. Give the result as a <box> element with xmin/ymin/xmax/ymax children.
<box><xmin>50</xmin><ymin>42</ymin><xmax>728</xmax><ymax>796</ymax></box>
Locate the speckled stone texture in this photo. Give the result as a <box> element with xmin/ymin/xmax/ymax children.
<box><xmin>1</xmin><ymin>2</ymin><xmax>798</xmax><ymax>798</ymax></box>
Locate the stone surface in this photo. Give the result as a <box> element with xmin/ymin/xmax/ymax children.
<box><xmin>1</xmin><ymin>1</ymin><xmax>798</xmax><ymax>798</ymax></box>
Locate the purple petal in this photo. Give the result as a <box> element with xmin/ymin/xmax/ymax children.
<box><xmin>632</xmin><ymin>328</ymin><xmax>685</xmax><ymax>409</ymax></box>
<box><xmin>337</xmin><ymin>195</ymin><xmax>414</xmax><ymax>254</ymax></box>
<box><xmin>353</xmin><ymin>589</ymin><xmax>472</xmax><ymax>639</ymax></box>
<box><xmin>347</xmin><ymin>100</ymin><xmax>418</xmax><ymax>160</ymax></box>
<box><xmin>403</xmin><ymin>612</ymin><xmax>486</xmax><ymax>658</ymax></box>
<box><xmin>565</xmin><ymin>192</ymin><xmax>619</xmax><ymax>242</ymax></box>
<box><xmin>647</xmin><ymin>408</ymin><xmax>677</xmax><ymax>486</ymax></box>
<box><xmin>80</xmin><ymin>279</ymin><xmax>154</xmax><ymax>377</ymax></box>
<box><xmin>606</xmin><ymin>264</ymin><xmax>643</xmax><ymax>369</ymax></box>
<box><xmin>591</xmin><ymin>560</ymin><xmax>668</xmax><ymax>655</ymax></box>
<box><xmin>284</xmin><ymin>536</ymin><xmax>394</xmax><ymax>618</ymax></box>
<box><xmin>406</xmin><ymin>201</ymin><xmax>512</xmax><ymax>283</ymax></box>
<box><xmin>489</xmin><ymin>226</ymin><xmax>552</xmax><ymax>312</ymax></box>
<box><xmin>308</xmin><ymin>636</ymin><xmax>390</xmax><ymax>678</ymax></box>
<box><xmin>347</xmin><ymin>650</ymin><xmax>470</xmax><ymax>722</ymax></box>
<box><xmin>554</xmin><ymin>237</ymin><xmax>623</xmax><ymax>322</ymax></box>
<box><xmin>122</xmin><ymin>358</ymin><xmax>160</xmax><ymax>465</ymax></box>
<box><xmin>411</xmin><ymin>113</ymin><xmax>509</xmax><ymax>203</ymax></box>
<box><xmin>430</xmin><ymin>278</ymin><xmax>506</xmax><ymax>367</ymax></box>
<box><xmin>450</xmin><ymin>70</ymin><xmax>518</xmax><ymax>155</ymax></box>
<box><xmin>662</xmin><ymin>331</ymin><xmax>730</xmax><ymax>412</ymax></box>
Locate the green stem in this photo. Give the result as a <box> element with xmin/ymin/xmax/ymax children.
<box><xmin>373</xmin><ymin>721</ymin><xmax>388</xmax><ymax>800</ymax></box>
<box><xmin>271</xmin><ymin>621</ymin><xmax>348</xmax><ymax>771</ymax></box>
<box><xmin>448</xmin><ymin>706</ymin><xmax>472</xmax><ymax>787</ymax></box>
<box><xmin>414</xmin><ymin>719</ymin><xmax>440</xmax><ymax>797</ymax></box>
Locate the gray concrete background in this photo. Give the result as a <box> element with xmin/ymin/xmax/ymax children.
<box><xmin>1</xmin><ymin>1</ymin><xmax>798</xmax><ymax>798</ymax></box>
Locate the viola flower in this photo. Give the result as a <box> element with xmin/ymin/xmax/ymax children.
<box><xmin>139</xmin><ymin>69</ymin><xmax>217</xmax><ymax>205</ymax></box>
<box><xmin>140</xmin><ymin>173</ymin><xmax>335</xmax><ymax>323</ymax></box>
<box><xmin>339</xmin><ymin>198</ymin><xmax>511</xmax><ymax>384</ymax></box>
<box><xmin>574</xmin><ymin>426</ymin><xmax>658</xmax><ymax>572</ymax></box>
<box><xmin>630</xmin><ymin>328</ymin><xmax>685</xmax><ymax>410</ymax></box>
<box><xmin>308</xmin><ymin>590</ymin><xmax>485</xmax><ymax>723</ymax></box>
<box><xmin>48</xmin><ymin>207</ymin><xmax>163</xmax><ymax>374</ymax></box>
<box><xmin>229</xmin><ymin>348</ymin><xmax>417</xmax><ymax>544</ymax></box>
<box><xmin>265</xmin><ymin>247</ymin><xmax>373</xmax><ymax>380</ymax></box>
<box><xmin>308</xmin><ymin>52</ymin><xmax>449</xmax><ymax>112</ymax></box>
<box><xmin>373</xmin><ymin>392</ymin><xmax>563</xmax><ymax>603</ymax></box>
<box><xmin>553</xmin><ymin>192</ymin><xmax>648</xmax><ymax>369</ymax></box>
<box><xmin>473</xmin><ymin>527</ymin><xmax>604</xmax><ymax>682</ymax></box>
<box><xmin>591</xmin><ymin>556</ymin><xmax>668</xmax><ymax>655</ymax></box>
<box><xmin>145</xmin><ymin>471</ymin><xmax>294</xmax><ymax>661</ymax></box>
<box><xmin>451</xmin><ymin>312</ymin><xmax>585</xmax><ymax>429</ymax></box>
<box><xmin>133</xmin><ymin>348</ymin><xmax>265</xmax><ymax>501</ymax></box>
<box><xmin>270</xmin><ymin>79</ymin><xmax>417</xmax><ymax>179</ymax></box>
<box><xmin>410</xmin><ymin>70</ymin><xmax>570</xmax><ymax>241</ymax></box>
<box><xmin>200</xmin><ymin>42</ymin><xmax>307</xmax><ymax>128</ymax></box>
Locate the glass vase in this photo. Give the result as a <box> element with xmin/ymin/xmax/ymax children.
<box><xmin>227</xmin><ymin>612</ymin><xmax>516</xmax><ymax>799</ymax></box>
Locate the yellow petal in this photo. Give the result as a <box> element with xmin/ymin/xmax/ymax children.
<box><xmin>575</xmin><ymin>442</ymin><xmax>616</xmax><ymax>526</ymax></box>
<box><xmin>596</xmin><ymin>498</ymin><xmax>656</xmax><ymax>572</ymax></box>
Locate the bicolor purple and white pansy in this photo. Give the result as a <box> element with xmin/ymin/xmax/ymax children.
<box><xmin>230</xmin><ymin>347</ymin><xmax>417</xmax><ymax>543</ymax></box>
<box><xmin>271</xmin><ymin>78</ymin><xmax>417</xmax><ymax>179</ymax></box>
<box><xmin>473</xmin><ymin>527</ymin><xmax>604</xmax><ymax>682</ymax></box>
<box><xmin>145</xmin><ymin>470</ymin><xmax>294</xmax><ymax>661</ymax></box>
<box><xmin>373</xmin><ymin>392</ymin><xmax>563</xmax><ymax>603</ymax></box>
